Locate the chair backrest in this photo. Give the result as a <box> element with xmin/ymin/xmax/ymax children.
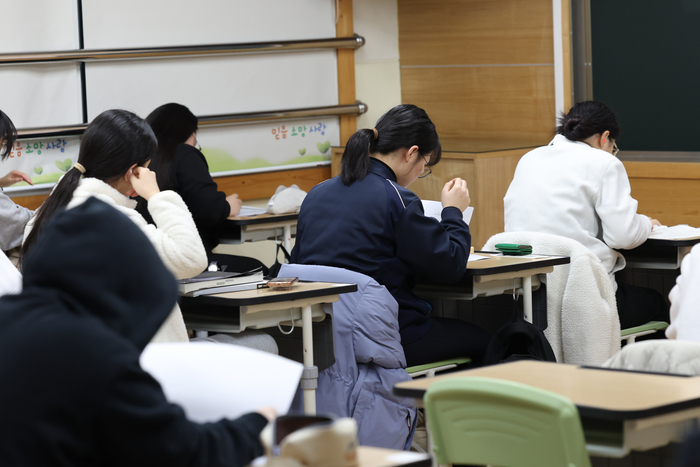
<box><xmin>424</xmin><ymin>376</ymin><xmax>591</xmax><ymax>467</ymax></box>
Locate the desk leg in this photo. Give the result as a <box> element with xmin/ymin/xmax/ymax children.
<box><xmin>523</xmin><ymin>276</ymin><xmax>533</xmax><ymax>323</ymax></box>
<box><xmin>284</xmin><ymin>224</ymin><xmax>292</xmax><ymax>253</ymax></box>
<box><xmin>301</xmin><ymin>304</ymin><xmax>317</xmax><ymax>415</ymax></box>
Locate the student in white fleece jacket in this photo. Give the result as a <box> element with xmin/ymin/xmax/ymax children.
<box><xmin>22</xmin><ymin>109</ymin><xmax>207</xmax><ymax>342</ymax></box>
<box><xmin>504</xmin><ymin>101</ymin><xmax>668</xmax><ymax>329</ymax></box>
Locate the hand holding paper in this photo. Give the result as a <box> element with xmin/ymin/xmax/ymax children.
<box><xmin>140</xmin><ymin>343</ymin><xmax>303</xmax><ymax>423</ymax></box>
<box><xmin>441</xmin><ymin>177</ymin><xmax>470</xmax><ymax>212</ymax></box>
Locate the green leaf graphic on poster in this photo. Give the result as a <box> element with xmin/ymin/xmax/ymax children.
<box><xmin>55</xmin><ymin>158</ymin><xmax>72</xmax><ymax>172</ymax></box>
<box><xmin>298</xmin><ymin>148</ymin><xmax>306</xmax><ymax>155</ymax></box>
<box><xmin>34</xmin><ymin>167</ymin><xmax>43</xmax><ymax>175</ymax></box>
<box><xmin>317</xmin><ymin>141</ymin><xmax>331</xmax><ymax>154</ymax></box>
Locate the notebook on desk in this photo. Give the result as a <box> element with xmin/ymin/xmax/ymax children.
<box><xmin>178</xmin><ymin>268</ymin><xmax>264</xmax><ymax>295</ymax></box>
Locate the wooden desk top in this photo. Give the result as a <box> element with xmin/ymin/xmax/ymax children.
<box><xmin>184</xmin><ymin>281</ymin><xmax>358</xmax><ymax>307</ymax></box>
<box><xmin>394</xmin><ymin>360</ymin><xmax>700</xmax><ymax>420</ymax></box>
<box><xmin>357</xmin><ymin>446</ymin><xmax>430</xmax><ymax>467</ymax></box>
<box><xmin>466</xmin><ymin>252</ymin><xmax>570</xmax><ymax>276</ymax></box>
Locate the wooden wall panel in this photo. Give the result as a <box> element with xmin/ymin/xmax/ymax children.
<box><xmin>624</xmin><ymin>161</ymin><xmax>700</xmax><ymax>227</ymax></box>
<box><xmin>410</xmin><ymin>157</ymin><xmax>477</xmax><ymax>201</ymax></box>
<box><xmin>398</xmin><ymin>0</ymin><xmax>554</xmax><ymax>66</ymax></box>
<box><xmin>336</xmin><ymin>0</ymin><xmax>356</xmax><ymax>146</ymax></box>
<box><xmin>401</xmin><ymin>66</ymin><xmax>556</xmax><ymax>147</ymax></box>
<box><xmin>410</xmin><ymin>148</ymin><xmax>530</xmax><ymax>249</ymax></box>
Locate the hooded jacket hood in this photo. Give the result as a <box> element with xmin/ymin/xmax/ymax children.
<box><xmin>19</xmin><ymin>197</ymin><xmax>177</xmax><ymax>350</ymax></box>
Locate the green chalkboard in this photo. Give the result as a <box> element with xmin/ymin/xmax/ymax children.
<box><xmin>591</xmin><ymin>0</ymin><xmax>700</xmax><ymax>151</ymax></box>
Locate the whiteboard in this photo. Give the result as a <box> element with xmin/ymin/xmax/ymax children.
<box><xmin>82</xmin><ymin>0</ymin><xmax>336</xmax><ymax>48</ymax></box>
<box><xmin>84</xmin><ymin>51</ymin><xmax>339</xmax><ymax>119</ymax></box>
<box><xmin>0</xmin><ymin>0</ymin><xmax>82</xmax><ymax>128</ymax></box>
<box><xmin>0</xmin><ymin>0</ymin><xmax>78</xmax><ymax>53</ymax></box>
<box><xmin>2</xmin><ymin>0</ymin><xmax>341</xmax><ymax>181</ymax></box>
<box><xmin>0</xmin><ymin>65</ymin><xmax>83</xmax><ymax>128</ymax></box>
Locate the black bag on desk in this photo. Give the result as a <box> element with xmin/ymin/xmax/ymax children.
<box><xmin>483</xmin><ymin>300</ymin><xmax>556</xmax><ymax>365</ymax></box>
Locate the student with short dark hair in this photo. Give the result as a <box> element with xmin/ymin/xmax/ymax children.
<box><xmin>504</xmin><ymin>100</ymin><xmax>668</xmax><ymax>329</ymax></box>
<box><xmin>0</xmin><ymin>197</ymin><xmax>273</xmax><ymax>466</ymax></box>
<box><xmin>292</xmin><ymin>104</ymin><xmax>490</xmax><ymax>367</ymax></box>
<box><xmin>0</xmin><ymin>109</ymin><xmax>33</xmax><ymax>257</ymax></box>
<box><xmin>138</xmin><ymin>103</ymin><xmax>267</xmax><ymax>274</ymax></box>
<box><xmin>22</xmin><ymin>109</ymin><xmax>208</xmax><ymax>342</ymax></box>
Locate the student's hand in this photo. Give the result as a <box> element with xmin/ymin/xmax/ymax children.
<box><xmin>129</xmin><ymin>167</ymin><xmax>160</xmax><ymax>201</ymax></box>
<box><xmin>256</xmin><ymin>406</ymin><xmax>277</xmax><ymax>421</ymax></box>
<box><xmin>648</xmin><ymin>216</ymin><xmax>662</xmax><ymax>228</ymax></box>
<box><xmin>0</xmin><ymin>170</ymin><xmax>33</xmax><ymax>188</ymax></box>
<box><xmin>441</xmin><ymin>178</ymin><xmax>470</xmax><ymax>212</ymax></box>
<box><xmin>226</xmin><ymin>193</ymin><xmax>243</xmax><ymax>218</ymax></box>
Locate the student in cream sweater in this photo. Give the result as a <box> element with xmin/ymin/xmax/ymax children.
<box><xmin>23</xmin><ymin>109</ymin><xmax>207</xmax><ymax>342</ymax></box>
<box><xmin>504</xmin><ymin>101</ymin><xmax>668</xmax><ymax>329</ymax></box>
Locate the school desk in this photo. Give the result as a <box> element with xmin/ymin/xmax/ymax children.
<box><xmin>214</xmin><ymin>212</ymin><xmax>298</xmax><ymax>251</ymax></box>
<box><xmin>356</xmin><ymin>446</ymin><xmax>430</xmax><ymax>467</ymax></box>
<box><xmin>180</xmin><ymin>281</ymin><xmax>357</xmax><ymax>415</ymax></box>
<box><xmin>394</xmin><ymin>360</ymin><xmax>700</xmax><ymax>458</ymax></box>
<box><xmin>260</xmin><ymin>447</ymin><xmax>430</xmax><ymax>467</ymax></box>
<box><xmin>621</xmin><ymin>236</ymin><xmax>700</xmax><ymax>269</ymax></box>
<box><xmin>414</xmin><ymin>253</ymin><xmax>570</xmax><ymax>323</ymax></box>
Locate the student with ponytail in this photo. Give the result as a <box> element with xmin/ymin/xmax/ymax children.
<box><xmin>292</xmin><ymin>104</ymin><xmax>490</xmax><ymax>367</ymax></box>
<box><xmin>23</xmin><ymin>109</ymin><xmax>207</xmax><ymax>342</ymax></box>
<box><xmin>504</xmin><ymin>100</ymin><xmax>668</xmax><ymax>329</ymax></box>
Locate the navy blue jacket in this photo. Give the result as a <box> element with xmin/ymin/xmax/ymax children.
<box><xmin>291</xmin><ymin>158</ymin><xmax>471</xmax><ymax>343</ymax></box>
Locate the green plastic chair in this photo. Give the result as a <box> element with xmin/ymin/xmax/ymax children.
<box><xmin>406</xmin><ymin>356</ymin><xmax>471</xmax><ymax>378</ymax></box>
<box><xmin>621</xmin><ymin>321</ymin><xmax>669</xmax><ymax>344</ymax></box>
<box><xmin>424</xmin><ymin>376</ymin><xmax>591</xmax><ymax>467</ymax></box>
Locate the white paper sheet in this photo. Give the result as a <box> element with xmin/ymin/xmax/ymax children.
<box><xmin>140</xmin><ymin>343</ymin><xmax>303</xmax><ymax>423</ymax></box>
<box><xmin>421</xmin><ymin>200</ymin><xmax>474</xmax><ymax>225</ymax></box>
<box><xmin>467</xmin><ymin>253</ymin><xmax>489</xmax><ymax>262</ymax></box>
<box><xmin>0</xmin><ymin>251</ymin><xmax>22</xmax><ymax>297</ymax></box>
<box><xmin>649</xmin><ymin>224</ymin><xmax>700</xmax><ymax>240</ymax></box>
<box><xmin>237</xmin><ymin>206</ymin><xmax>268</xmax><ymax>217</ymax></box>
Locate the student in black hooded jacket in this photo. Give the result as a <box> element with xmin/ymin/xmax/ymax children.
<box><xmin>0</xmin><ymin>197</ymin><xmax>273</xmax><ymax>467</ymax></box>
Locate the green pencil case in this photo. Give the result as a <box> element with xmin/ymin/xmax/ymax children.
<box><xmin>495</xmin><ymin>243</ymin><xmax>533</xmax><ymax>256</ymax></box>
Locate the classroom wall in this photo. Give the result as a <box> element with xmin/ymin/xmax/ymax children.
<box><xmin>397</xmin><ymin>0</ymin><xmax>560</xmax><ymax>150</ymax></box>
<box><xmin>353</xmin><ymin>0</ymin><xmax>402</xmax><ymax>129</ymax></box>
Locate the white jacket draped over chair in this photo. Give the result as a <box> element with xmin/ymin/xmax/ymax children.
<box><xmin>484</xmin><ymin>232</ymin><xmax>620</xmax><ymax>365</ymax></box>
<box><xmin>604</xmin><ymin>340</ymin><xmax>700</xmax><ymax>375</ymax></box>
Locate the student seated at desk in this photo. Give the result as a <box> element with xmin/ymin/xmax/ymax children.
<box><xmin>0</xmin><ymin>197</ymin><xmax>273</xmax><ymax>466</ymax></box>
<box><xmin>504</xmin><ymin>100</ymin><xmax>669</xmax><ymax>329</ymax></box>
<box><xmin>291</xmin><ymin>104</ymin><xmax>490</xmax><ymax>367</ymax></box>
<box><xmin>137</xmin><ymin>103</ymin><xmax>268</xmax><ymax>274</ymax></box>
<box><xmin>0</xmin><ymin>109</ymin><xmax>33</xmax><ymax>264</ymax></box>
<box><xmin>22</xmin><ymin>109</ymin><xmax>208</xmax><ymax>342</ymax></box>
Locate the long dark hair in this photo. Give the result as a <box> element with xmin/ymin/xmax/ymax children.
<box><xmin>0</xmin><ymin>109</ymin><xmax>18</xmax><ymax>161</ymax></box>
<box><xmin>21</xmin><ymin>109</ymin><xmax>156</xmax><ymax>261</ymax></box>
<box><xmin>145</xmin><ymin>103</ymin><xmax>198</xmax><ymax>191</ymax></box>
<box><xmin>557</xmin><ymin>101</ymin><xmax>620</xmax><ymax>142</ymax></box>
<box><xmin>341</xmin><ymin>104</ymin><xmax>442</xmax><ymax>186</ymax></box>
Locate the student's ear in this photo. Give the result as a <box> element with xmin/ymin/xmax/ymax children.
<box><xmin>124</xmin><ymin>163</ymin><xmax>138</xmax><ymax>181</ymax></box>
<box><xmin>405</xmin><ymin>145</ymin><xmax>420</xmax><ymax>162</ymax></box>
<box><xmin>601</xmin><ymin>130</ymin><xmax>610</xmax><ymax>146</ymax></box>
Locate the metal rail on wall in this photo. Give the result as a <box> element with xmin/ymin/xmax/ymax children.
<box><xmin>0</xmin><ymin>35</ymin><xmax>365</xmax><ymax>65</ymax></box>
